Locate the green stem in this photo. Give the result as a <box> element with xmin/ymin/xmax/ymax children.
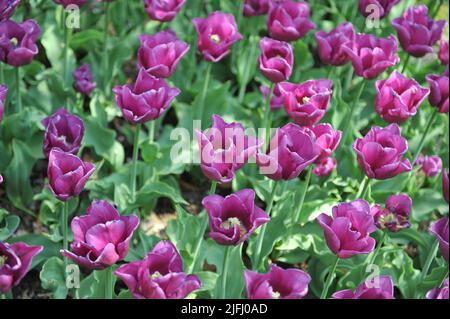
<box><xmin>131</xmin><ymin>124</ymin><xmax>142</xmax><ymax>203</ymax></box>
<box><xmin>105</xmin><ymin>267</ymin><xmax>114</xmax><ymax>299</ymax></box>
<box><xmin>356</xmin><ymin>175</ymin><xmax>371</xmax><ymax>199</ymax></box>
<box><xmin>62</xmin><ymin>9</ymin><xmax>69</xmax><ymax>86</ymax></box>
<box><xmin>238</xmin><ymin>37</ymin><xmax>257</xmax><ymax>103</ymax></box>
<box><xmin>0</xmin><ymin>63</ymin><xmax>4</xmax><ymax>83</ymax></box>
<box><xmin>253</xmin><ymin>181</ymin><xmax>278</xmax><ymax>270</ymax></box>
<box><xmin>209</xmin><ymin>181</ymin><xmax>217</xmax><ymax>195</ymax></box>
<box><xmin>367</xmin><ymin>231</ymin><xmax>387</xmax><ymax>266</ymax></box>
<box><xmin>412</xmin><ymin>109</ymin><xmax>438</xmax><ymax>165</ymax></box>
<box><xmin>401</xmin><ymin>55</ymin><xmax>411</xmax><ymax>74</ymax></box>
<box><xmin>63</xmin><ymin>201</ymin><xmax>69</xmax><ymax>269</ymax></box>
<box><xmin>320</xmin><ymin>257</ymin><xmax>340</xmax><ymax>299</ymax></box>
<box><xmin>417</xmin><ymin>240</ymin><xmax>440</xmax><ymax>291</ymax></box>
<box><xmin>293</xmin><ymin>168</ymin><xmax>312</xmax><ymax>225</ymax></box>
<box><xmin>15</xmin><ymin>67</ymin><xmax>21</xmax><ymax>113</ymax></box>
<box><xmin>220</xmin><ymin>246</ymin><xmax>232</xmax><ymax>299</ymax></box>
<box><xmin>197</xmin><ymin>63</ymin><xmax>212</xmax><ymax>124</ymax></box>
<box><xmin>341</xmin><ymin>80</ymin><xmax>366</xmax><ymax>144</ymax></box>
<box><xmin>148</xmin><ymin>120</ymin><xmax>156</xmax><ymax>142</ymax></box>
<box><xmin>263</xmin><ymin>83</ymin><xmax>275</xmax><ymax>147</ymax></box>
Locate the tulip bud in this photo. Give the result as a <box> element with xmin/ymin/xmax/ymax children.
<box><xmin>73</xmin><ymin>64</ymin><xmax>96</xmax><ymax>96</ymax></box>
<box><xmin>315</xmin><ymin>22</ymin><xmax>355</xmax><ymax>66</ymax></box>
<box><xmin>144</xmin><ymin>0</ymin><xmax>186</xmax><ymax>22</ymax></box>
<box><xmin>259</xmin><ymin>37</ymin><xmax>293</xmax><ymax>83</ymax></box>
<box><xmin>415</xmin><ymin>155</ymin><xmax>442</xmax><ymax>177</ymax></box>
<box><xmin>439</xmin><ymin>39</ymin><xmax>449</xmax><ymax>66</ymax></box>
<box><xmin>426</xmin><ymin>73</ymin><xmax>449</xmax><ymax>113</ymax></box>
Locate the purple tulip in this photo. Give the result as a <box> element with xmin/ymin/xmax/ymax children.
<box><xmin>427</xmin><ymin>278</ymin><xmax>449</xmax><ymax>300</ymax></box>
<box><xmin>196</xmin><ymin>115</ymin><xmax>262</xmax><ymax>184</ymax></box>
<box><xmin>243</xmin><ymin>0</ymin><xmax>270</xmax><ymax>17</ymax></box>
<box><xmin>260</xmin><ymin>84</ymin><xmax>284</xmax><ymax>111</ymax></box>
<box><xmin>113</xmin><ymin>68</ymin><xmax>180</xmax><ymax>125</ymax></box>
<box><xmin>244</xmin><ymin>264</ymin><xmax>311</xmax><ymax>299</ymax></box>
<box><xmin>259</xmin><ymin>37</ymin><xmax>293</xmax><ymax>83</ymax></box>
<box><xmin>256</xmin><ymin>123</ymin><xmax>320</xmax><ymax>181</ymax></box>
<box><xmin>313</xmin><ymin>157</ymin><xmax>337</xmax><ymax>177</ymax></box>
<box><xmin>371</xmin><ymin>194</ymin><xmax>412</xmax><ymax>232</ymax></box>
<box><xmin>353</xmin><ymin>124</ymin><xmax>412</xmax><ymax>180</ymax></box>
<box><xmin>42</xmin><ymin>108</ymin><xmax>85</xmax><ymax>158</ymax></box>
<box><xmin>0</xmin><ymin>84</ymin><xmax>6</xmax><ymax>122</ymax></box>
<box><xmin>343</xmin><ymin>33</ymin><xmax>399</xmax><ymax>79</ymax></box>
<box><xmin>61</xmin><ymin>200</ymin><xmax>139</xmax><ymax>270</ymax></box>
<box><xmin>416</xmin><ymin>155</ymin><xmax>443</xmax><ymax>177</ymax></box>
<box><xmin>0</xmin><ymin>174</ymin><xmax>2</xmax><ymax>184</ymax></box>
<box><xmin>430</xmin><ymin>217</ymin><xmax>449</xmax><ymax>264</ymax></box>
<box><xmin>443</xmin><ymin>170</ymin><xmax>449</xmax><ymax>204</ymax></box>
<box><xmin>144</xmin><ymin>0</ymin><xmax>186</xmax><ymax>22</ymax></box>
<box><xmin>0</xmin><ymin>19</ymin><xmax>40</xmax><ymax>67</ymax></box>
<box><xmin>426</xmin><ymin>73</ymin><xmax>449</xmax><ymax>113</ymax></box>
<box><xmin>138</xmin><ymin>30</ymin><xmax>190</xmax><ymax>79</ymax></box>
<box><xmin>392</xmin><ymin>5</ymin><xmax>446</xmax><ymax>58</ymax></box>
<box><xmin>47</xmin><ymin>149</ymin><xmax>95</xmax><ymax>202</ymax></box>
<box><xmin>53</xmin><ymin>0</ymin><xmax>88</xmax><ymax>7</ymax></box>
<box><xmin>317</xmin><ymin>200</ymin><xmax>377</xmax><ymax>259</ymax></box>
<box><xmin>0</xmin><ymin>241</ymin><xmax>43</xmax><ymax>294</ymax></box>
<box><xmin>0</xmin><ymin>0</ymin><xmax>20</xmax><ymax>21</ymax></box>
<box><xmin>267</xmin><ymin>0</ymin><xmax>315</xmax><ymax>42</ymax></box>
<box><xmin>73</xmin><ymin>64</ymin><xmax>96</xmax><ymax>96</ymax></box>
<box><xmin>193</xmin><ymin>11</ymin><xmax>243</xmax><ymax>63</ymax></box>
<box><xmin>279</xmin><ymin>80</ymin><xmax>333</xmax><ymax>127</ymax></box>
<box><xmin>315</xmin><ymin>22</ymin><xmax>355</xmax><ymax>66</ymax></box>
<box><xmin>333</xmin><ymin>275</ymin><xmax>395</xmax><ymax>299</ymax></box>
<box><xmin>358</xmin><ymin>0</ymin><xmax>400</xmax><ymax>19</ymax></box>
<box><xmin>306</xmin><ymin>123</ymin><xmax>342</xmax><ymax>163</ymax></box>
<box><xmin>202</xmin><ymin>189</ymin><xmax>270</xmax><ymax>246</ymax></box>
<box><xmin>115</xmin><ymin>241</ymin><xmax>201</xmax><ymax>299</ymax></box>
<box><xmin>439</xmin><ymin>39</ymin><xmax>449</xmax><ymax>66</ymax></box>
<box><xmin>375</xmin><ymin>70</ymin><xmax>429</xmax><ymax>124</ymax></box>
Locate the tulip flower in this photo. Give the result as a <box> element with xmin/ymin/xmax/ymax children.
<box><xmin>318</xmin><ymin>200</ymin><xmax>377</xmax><ymax>259</ymax></box>
<box><xmin>196</xmin><ymin>115</ymin><xmax>262</xmax><ymax>184</ymax></box>
<box><xmin>279</xmin><ymin>80</ymin><xmax>333</xmax><ymax>127</ymax></box>
<box><xmin>243</xmin><ymin>0</ymin><xmax>270</xmax><ymax>17</ymax></box>
<box><xmin>307</xmin><ymin>123</ymin><xmax>342</xmax><ymax>163</ymax></box>
<box><xmin>313</xmin><ymin>157</ymin><xmax>337</xmax><ymax>177</ymax></box>
<box><xmin>53</xmin><ymin>0</ymin><xmax>88</xmax><ymax>7</ymax></box>
<box><xmin>427</xmin><ymin>278</ymin><xmax>449</xmax><ymax>299</ymax></box>
<box><xmin>415</xmin><ymin>155</ymin><xmax>442</xmax><ymax>177</ymax></box>
<box><xmin>332</xmin><ymin>275</ymin><xmax>395</xmax><ymax>299</ymax></box>
<box><xmin>47</xmin><ymin>149</ymin><xmax>95</xmax><ymax>202</ymax></box>
<box><xmin>137</xmin><ymin>30</ymin><xmax>190</xmax><ymax>79</ymax></box>
<box><xmin>0</xmin><ymin>19</ymin><xmax>41</xmax><ymax>67</ymax></box>
<box><xmin>256</xmin><ymin>123</ymin><xmax>320</xmax><ymax>181</ymax></box>
<box><xmin>144</xmin><ymin>0</ymin><xmax>186</xmax><ymax>23</ymax></box>
<box><xmin>259</xmin><ymin>37</ymin><xmax>293</xmax><ymax>83</ymax></box>
<box><xmin>353</xmin><ymin>124</ymin><xmax>412</xmax><ymax>180</ymax></box>
<box><xmin>193</xmin><ymin>11</ymin><xmax>242</xmax><ymax>63</ymax></box>
<box><xmin>0</xmin><ymin>0</ymin><xmax>20</xmax><ymax>21</ymax></box>
<box><xmin>113</xmin><ymin>68</ymin><xmax>180</xmax><ymax>124</ymax></box>
<box><xmin>260</xmin><ymin>84</ymin><xmax>285</xmax><ymax>111</ymax></box>
<box><xmin>202</xmin><ymin>189</ymin><xmax>269</xmax><ymax>246</ymax></box>
<box><xmin>375</xmin><ymin>71</ymin><xmax>430</xmax><ymax>124</ymax></box>
<box><xmin>42</xmin><ymin>108</ymin><xmax>85</xmax><ymax>158</ymax></box>
<box><xmin>343</xmin><ymin>33</ymin><xmax>399</xmax><ymax>79</ymax></box>
<box><xmin>0</xmin><ymin>241</ymin><xmax>43</xmax><ymax>294</ymax></box>
<box><xmin>443</xmin><ymin>170</ymin><xmax>449</xmax><ymax>204</ymax></box>
<box><xmin>392</xmin><ymin>5</ymin><xmax>446</xmax><ymax>58</ymax></box>
<box><xmin>61</xmin><ymin>200</ymin><xmax>139</xmax><ymax>270</ymax></box>
<box><xmin>371</xmin><ymin>194</ymin><xmax>412</xmax><ymax>232</ymax></box>
<box><xmin>0</xmin><ymin>174</ymin><xmax>3</xmax><ymax>184</ymax></box>
<box><xmin>73</xmin><ymin>64</ymin><xmax>96</xmax><ymax>96</ymax></box>
<box><xmin>315</xmin><ymin>22</ymin><xmax>355</xmax><ymax>66</ymax></box>
<box><xmin>358</xmin><ymin>0</ymin><xmax>400</xmax><ymax>19</ymax></box>
<box><xmin>115</xmin><ymin>241</ymin><xmax>201</xmax><ymax>299</ymax></box>
<box><xmin>244</xmin><ymin>264</ymin><xmax>311</xmax><ymax>299</ymax></box>
<box><xmin>430</xmin><ymin>217</ymin><xmax>449</xmax><ymax>263</ymax></box>
<box><xmin>426</xmin><ymin>73</ymin><xmax>449</xmax><ymax>113</ymax></box>
<box><xmin>0</xmin><ymin>84</ymin><xmax>6</xmax><ymax>122</ymax></box>
<box><xmin>439</xmin><ymin>39</ymin><xmax>449</xmax><ymax>66</ymax></box>
<box><xmin>267</xmin><ymin>0</ymin><xmax>315</xmax><ymax>42</ymax></box>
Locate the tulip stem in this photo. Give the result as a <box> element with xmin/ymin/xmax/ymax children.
<box><xmin>293</xmin><ymin>168</ymin><xmax>312</xmax><ymax>226</ymax></box>
<box><xmin>253</xmin><ymin>181</ymin><xmax>278</xmax><ymax>270</ymax></box>
<box><xmin>263</xmin><ymin>83</ymin><xmax>275</xmax><ymax>147</ymax></box>
<box><xmin>320</xmin><ymin>257</ymin><xmax>340</xmax><ymax>299</ymax></box>
<box><xmin>0</xmin><ymin>63</ymin><xmax>4</xmax><ymax>84</ymax></box>
<box><xmin>220</xmin><ymin>245</ymin><xmax>232</xmax><ymax>299</ymax></box>
<box><xmin>62</xmin><ymin>201</ymin><xmax>69</xmax><ymax>269</ymax></box>
<box><xmin>131</xmin><ymin>124</ymin><xmax>142</xmax><ymax>204</ymax></box>
<box><xmin>356</xmin><ymin>176</ymin><xmax>371</xmax><ymax>199</ymax></box>
<box><xmin>197</xmin><ymin>63</ymin><xmax>212</xmax><ymax>125</ymax></box>
<box><xmin>105</xmin><ymin>267</ymin><xmax>114</xmax><ymax>299</ymax></box>
<box><xmin>412</xmin><ymin>109</ymin><xmax>438</xmax><ymax>165</ymax></box>
<box><xmin>238</xmin><ymin>36</ymin><xmax>257</xmax><ymax>103</ymax></box>
<box><xmin>15</xmin><ymin>67</ymin><xmax>21</xmax><ymax>113</ymax></box>
<box><xmin>401</xmin><ymin>55</ymin><xmax>411</xmax><ymax>74</ymax></box>
<box><xmin>367</xmin><ymin>231</ymin><xmax>387</xmax><ymax>266</ymax></box>
<box><xmin>415</xmin><ymin>239</ymin><xmax>440</xmax><ymax>298</ymax></box>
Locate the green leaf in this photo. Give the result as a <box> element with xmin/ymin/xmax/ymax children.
<box><xmin>0</xmin><ymin>211</ymin><xmax>20</xmax><ymax>241</ymax></box>
<box><xmin>40</xmin><ymin>257</ymin><xmax>68</xmax><ymax>299</ymax></box>
<box><xmin>136</xmin><ymin>181</ymin><xmax>187</xmax><ymax>206</ymax></box>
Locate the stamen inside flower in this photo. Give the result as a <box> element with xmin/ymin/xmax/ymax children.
<box><xmin>0</xmin><ymin>255</ymin><xmax>7</xmax><ymax>267</ymax></box>
<box><xmin>10</xmin><ymin>37</ymin><xmax>18</xmax><ymax>47</ymax></box>
<box><xmin>271</xmin><ymin>290</ymin><xmax>281</xmax><ymax>299</ymax></box>
<box><xmin>220</xmin><ymin>217</ymin><xmax>247</xmax><ymax>239</ymax></box>
<box><xmin>151</xmin><ymin>271</ymin><xmax>162</xmax><ymax>280</ymax></box>
<box><xmin>210</xmin><ymin>34</ymin><xmax>221</xmax><ymax>43</ymax></box>
<box><xmin>301</xmin><ymin>96</ymin><xmax>311</xmax><ymax>104</ymax></box>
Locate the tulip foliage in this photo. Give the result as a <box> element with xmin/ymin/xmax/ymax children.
<box><xmin>0</xmin><ymin>0</ymin><xmax>449</xmax><ymax>301</ymax></box>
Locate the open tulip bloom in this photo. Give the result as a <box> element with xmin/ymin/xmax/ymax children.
<box><xmin>315</xmin><ymin>22</ymin><xmax>355</xmax><ymax>66</ymax></box>
<box><xmin>144</xmin><ymin>0</ymin><xmax>186</xmax><ymax>23</ymax></box>
<box><xmin>371</xmin><ymin>194</ymin><xmax>412</xmax><ymax>232</ymax></box>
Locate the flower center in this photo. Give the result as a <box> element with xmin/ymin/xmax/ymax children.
<box><xmin>210</xmin><ymin>34</ymin><xmax>221</xmax><ymax>44</ymax></box>
<box><xmin>0</xmin><ymin>255</ymin><xmax>7</xmax><ymax>267</ymax></box>
<box><xmin>271</xmin><ymin>290</ymin><xmax>281</xmax><ymax>299</ymax></box>
<box><xmin>10</xmin><ymin>37</ymin><xmax>18</xmax><ymax>47</ymax></box>
<box><xmin>301</xmin><ymin>96</ymin><xmax>311</xmax><ymax>104</ymax></box>
<box><xmin>221</xmin><ymin>217</ymin><xmax>247</xmax><ymax>239</ymax></box>
<box><xmin>151</xmin><ymin>271</ymin><xmax>162</xmax><ymax>280</ymax></box>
